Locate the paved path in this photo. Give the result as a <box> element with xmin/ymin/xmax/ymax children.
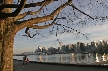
<box><xmin>14</xmin><ymin>60</ymin><xmax>108</xmax><ymax>71</ymax></box>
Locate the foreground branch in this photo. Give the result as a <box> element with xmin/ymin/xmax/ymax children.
<box><xmin>28</xmin><ymin>22</ymin><xmax>55</xmax><ymax>29</ymax></box>
<box><xmin>2</xmin><ymin>0</ymin><xmax>54</xmax><ymax>8</ymax></box>
<box><xmin>25</xmin><ymin>14</ymin><xmax>59</xmax><ymax>38</ymax></box>
<box><xmin>28</xmin><ymin>14</ymin><xmax>58</xmax><ymax>29</ymax></box>
<box><xmin>0</xmin><ymin>0</ymin><xmax>26</xmax><ymax>19</ymax></box>
<box><xmin>13</xmin><ymin>0</ymin><xmax>51</xmax><ymax>22</ymax></box>
<box><xmin>15</xmin><ymin>0</ymin><xmax>72</xmax><ymax>33</ymax></box>
<box><xmin>13</xmin><ymin>5</ymin><xmax>45</xmax><ymax>22</ymax></box>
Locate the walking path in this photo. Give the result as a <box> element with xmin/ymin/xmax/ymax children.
<box><xmin>14</xmin><ymin>60</ymin><xmax>108</xmax><ymax>71</ymax></box>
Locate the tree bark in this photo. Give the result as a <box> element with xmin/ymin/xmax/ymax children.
<box><xmin>0</xmin><ymin>0</ymin><xmax>14</xmax><ymax>71</ymax></box>
<box><xmin>0</xmin><ymin>19</ymin><xmax>15</xmax><ymax>71</ymax></box>
<box><xmin>0</xmin><ymin>20</ymin><xmax>3</xmax><ymax>71</ymax></box>
<box><xmin>0</xmin><ymin>33</ymin><xmax>14</xmax><ymax>71</ymax></box>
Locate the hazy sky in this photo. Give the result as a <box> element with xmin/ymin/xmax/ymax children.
<box><xmin>13</xmin><ymin>0</ymin><xmax>108</xmax><ymax>54</ymax></box>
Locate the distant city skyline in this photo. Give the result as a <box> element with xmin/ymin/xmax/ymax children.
<box><xmin>14</xmin><ymin>21</ymin><xmax>108</xmax><ymax>54</ymax></box>
<box><xmin>14</xmin><ymin>31</ymin><xmax>108</xmax><ymax>54</ymax></box>
<box><xmin>15</xmin><ymin>39</ymin><xmax>108</xmax><ymax>55</ymax></box>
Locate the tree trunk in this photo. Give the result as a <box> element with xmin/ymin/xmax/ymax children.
<box><xmin>0</xmin><ymin>0</ymin><xmax>14</xmax><ymax>71</ymax></box>
<box><xmin>0</xmin><ymin>19</ymin><xmax>15</xmax><ymax>71</ymax></box>
<box><xmin>1</xmin><ymin>33</ymin><xmax>14</xmax><ymax>71</ymax></box>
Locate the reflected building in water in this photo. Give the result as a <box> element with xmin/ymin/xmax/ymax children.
<box><xmin>34</xmin><ymin>53</ymin><xmax>108</xmax><ymax>64</ymax></box>
<box><xmin>14</xmin><ymin>53</ymin><xmax>108</xmax><ymax>65</ymax></box>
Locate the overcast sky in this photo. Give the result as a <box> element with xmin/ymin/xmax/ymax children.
<box><xmin>13</xmin><ymin>0</ymin><xmax>108</xmax><ymax>54</ymax></box>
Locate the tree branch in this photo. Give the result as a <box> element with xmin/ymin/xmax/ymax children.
<box><xmin>0</xmin><ymin>0</ymin><xmax>26</xmax><ymax>19</ymax></box>
<box><xmin>13</xmin><ymin>0</ymin><xmax>51</xmax><ymax>22</ymax></box>
<box><xmin>2</xmin><ymin>0</ymin><xmax>54</xmax><ymax>8</ymax></box>
<box><xmin>28</xmin><ymin>14</ymin><xmax>58</xmax><ymax>29</ymax></box>
<box><xmin>29</xmin><ymin>22</ymin><xmax>55</xmax><ymax>29</ymax></box>
<box><xmin>15</xmin><ymin>0</ymin><xmax>72</xmax><ymax>33</ymax></box>
<box><xmin>24</xmin><ymin>13</ymin><xmax>59</xmax><ymax>38</ymax></box>
<box><xmin>24</xmin><ymin>23</ymin><xmax>56</xmax><ymax>38</ymax></box>
<box><xmin>70</xmin><ymin>4</ymin><xmax>94</xmax><ymax>20</ymax></box>
<box><xmin>13</xmin><ymin>5</ymin><xmax>45</xmax><ymax>22</ymax></box>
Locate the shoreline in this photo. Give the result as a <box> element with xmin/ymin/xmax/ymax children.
<box><xmin>14</xmin><ymin>59</ymin><xmax>108</xmax><ymax>71</ymax></box>
<box><xmin>14</xmin><ymin>59</ymin><xmax>108</xmax><ymax>68</ymax></box>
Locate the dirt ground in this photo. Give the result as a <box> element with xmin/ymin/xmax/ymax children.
<box><xmin>13</xmin><ymin>60</ymin><xmax>108</xmax><ymax>71</ymax></box>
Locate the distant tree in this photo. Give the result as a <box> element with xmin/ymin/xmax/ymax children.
<box><xmin>0</xmin><ymin>0</ymin><xmax>108</xmax><ymax>71</ymax></box>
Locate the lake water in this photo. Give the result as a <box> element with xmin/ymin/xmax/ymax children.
<box><xmin>13</xmin><ymin>53</ymin><xmax>108</xmax><ymax>64</ymax></box>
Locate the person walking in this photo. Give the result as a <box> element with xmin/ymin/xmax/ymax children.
<box><xmin>23</xmin><ymin>55</ymin><xmax>27</xmax><ymax>65</ymax></box>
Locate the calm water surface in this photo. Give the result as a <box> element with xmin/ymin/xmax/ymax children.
<box><xmin>14</xmin><ymin>53</ymin><xmax>108</xmax><ymax>64</ymax></box>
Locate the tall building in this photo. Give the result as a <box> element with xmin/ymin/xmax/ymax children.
<box><xmin>61</xmin><ymin>45</ymin><xmax>65</xmax><ymax>51</ymax></box>
<box><xmin>42</xmin><ymin>46</ymin><xmax>47</xmax><ymax>54</ymax></box>
<box><xmin>34</xmin><ymin>46</ymin><xmax>42</xmax><ymax>53</ymax></box>
<box><xmin>77</xmin><ymin>42</ymin><xmax>81</xmax><ymax>52</ymax></box>
<box><xmin>97</xmin><ymin>40</ymin><xmax>103</xmax><ymax>51</ymax></box>
<box><xmin>59</xmin><ymin>42</ymin><xmax>63</xmax><ymax>51</ymax></box>
<box><xmin>91</xmin><ymin>41</ymin><xmax>96</xmax><ymax>51</ymax></box>
<box><xmin>58</xmin><ymin>47</ymin><xmax>60</xmax><ymax>52</ymax></box>
<box><xmin>86</xmin><ymin>43</ymin><xmax>92</xmax><ymax>52</ymax></box>
<box><xmin>80</xmin><ymin>43</ymin><xmax>86</xmax><ymax>51</ymax></box>
<box><xmin>70</xmin><ymin>44</ymin><xmax>75</xmax><ymax>53</ymax></box>
<box><xmin>73</xmin><ymin>43</ymin><xmax>79</xmax><ymax>53</ymax></box>
<box><xmin>38</xmin><ymin>46</ymin><xmax>42</xmax><ymax>52</ymax></box>
<box><xmin>48</xmin><ymin>47</ymin><xmax>57</xmax><ymax>54</ymax></box>
<box><xmin>65</xmin><ymin>45</ymin><xmax>70</xmax><ymax>53</ymax></box>
<box><xmin>77</xmin><ymin>42</ymin><xmax>80</xmax><ymax>46</ymax></box>
<box><xmin>101</xmin><ymin>40</ymin><xmax>106</xmax><ymax>50</ymax></box>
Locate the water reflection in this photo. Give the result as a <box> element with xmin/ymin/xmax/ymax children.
<box><xmin>14</xmin><ymin>53</ymin><xmax>108</xmax><ymax>64</ymax></box>
<box><xmin>39</xmin><ymin>55</ymin><xmax>42</xmax><ymax>62</ymax></box>
<box><xmin>60</xmin><ymin>54</ymin><xmax>62</xmax><ymax>63</ymax></box>
<box><xmin>37</xmin><ymin>53</ymin><xmax>108</xmax><ymax>64</ymax></box>
<box><xmin>102</xmin><ymin>53</ymin><xmax>107</xmax><ymax>61</ymax></box>
<box><xmin>96</xmin><ymin>53</ymin><xmax>99</xmax><ymax>62</ymax></box>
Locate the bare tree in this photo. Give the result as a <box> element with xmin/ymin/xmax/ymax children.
<box><xmin>0</xmin><ymin>0</ymin><xmax>108</xmax><ymax>71</ymax></box>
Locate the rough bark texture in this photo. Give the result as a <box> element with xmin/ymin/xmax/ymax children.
<box><xmin>1</xmin><ymin>32</ymin><xmax>15</xmax><ymax>71</ymax></box>
<box><xmin>0</xmin><ymin>0</ymin><xmax>14</xmax><ymax>71</ymax></box>
<box><xmin>0</xmin><ymin>18</ymin><xmax>16</xmax><ymax>71</ymax></box>
<box><xmin>0</xmin><ymin>20</ymin><xmax>3</xmax><ymax>71</ymax></box>
<box><xmin>0</xmin><ymin>20</ymin><xmax>15</xmax><ymax>71</ymax></box>
<box><xmin>0</xmin><ymin>20</ymin><xmax>14</xmax><ymax>71</ymax></box>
